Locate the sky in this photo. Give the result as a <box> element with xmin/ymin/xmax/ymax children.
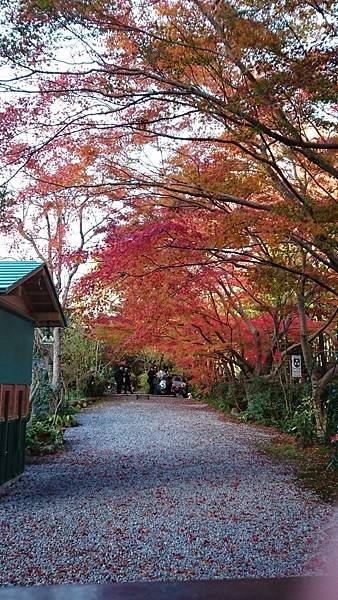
<box><xmin>0</xmin><ymin>235</ymin><xmax>11</xmax><ymax>258</ymax></box>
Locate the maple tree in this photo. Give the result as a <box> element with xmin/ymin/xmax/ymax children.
<box><xmin>2</xmin><ymin>132</ymin><xmax>123</xmax><ymax>399</ymax></box>
<box><xmin>0</xmin><ymin>1</ymin><xmax>336</xmax><ymax>287</ymax></box>
<box><xmin>77</xmin><ymin>197</ymin><xmax>337</xmax><ymax>434</ymax></box>
<box><xmin>1</xmin><ymin>1</ymin><xmax>336</xmax><ymax>267</ymax></box>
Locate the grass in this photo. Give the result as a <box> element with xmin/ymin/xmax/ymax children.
<box><xmin>258</xmin><ymin>436</ymin><xmax>338</xmax><ymax>503</ymax></box>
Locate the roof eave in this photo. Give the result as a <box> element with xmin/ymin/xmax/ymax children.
<box><xmin>40</xmin><ymin>265</ymin><xmax>67</xmax><ymax>328</ymax></box>
<box><xmin>0</xmin><ymin>262</ymin><xmax>67</xmax><ymax>328</ymax></box>
<box><xmin>2</xmin><ymin>263</ymin><xmax>44</xmax><ymax>295</ymax></box>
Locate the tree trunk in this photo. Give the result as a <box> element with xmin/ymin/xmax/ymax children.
<box><xmin>52</xmin><ymin>327</ymin><xmax>62</xmax><ymax>401</ymax></box>
<box><xmin>311</xmin><ymin>376</ymin><xmax>327</xmax><ymax>438</ymax></box>
<box><xmin>297</xmin><ymin>267</ymin><xmax>328</xmax><ymax>439</ymax></box>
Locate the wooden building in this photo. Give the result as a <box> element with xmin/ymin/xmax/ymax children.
<box><xmin>0</xmin><ymin>261</ymin><xmax>66</xmax><ymax>487</ymax></box>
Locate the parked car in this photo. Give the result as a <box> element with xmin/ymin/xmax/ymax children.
<box><xmin>171</xmin><ymin>375</ymin><xmax>188</xmax><ymax>397</ymax></box>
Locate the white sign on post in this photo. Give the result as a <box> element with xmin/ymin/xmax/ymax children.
<box><xmin>291</xmin><ymin>355</ymin><xmax>302</xmax><ymax>378</ymax></box>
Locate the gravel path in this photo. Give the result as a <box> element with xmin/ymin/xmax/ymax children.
<box><xmin>0</xmin><ymin>397</ymin><xmax>334</xmax><ymax>586</ymax></box>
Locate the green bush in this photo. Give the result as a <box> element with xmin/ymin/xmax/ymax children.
<box><xmin>211</xmin><ymin>381</ymin><xmax>229</xmax><ymax>401</ymax></box>
<box><xmin>58</xmin><ymin>400</ymin><xmax>80</xmax><ymax>417</ymax></box>
<box><xmin>325</xmin><ymin>386</ymin><xmax>338</xmax><ymax>443</ymax></box>
<box><xmin>204</xmin><ymin>392</ymin><xmax>228</xmax><ymax>412</ymax></box>
<box><xmin>26</xmin><ymin>391</ymin><xmax>83</xmax><ymax>456</ymax></box>
<box><xmin>289</xmin><ymin>395</ymin><xmax>317</xmax><ymax>447</ymax></box>
<box><xmin>63</xmin><ymin>389</ymin><xmax>82</xmax><ymax>408</ymax></box>
<box><xmin>204</xmin><ymin>376</ymin><xmax>324</xmax><ymax>450</ymax></box>
<box><xmin>54</xmin><ymin>404</ymin><xmax>80</xmax><ymax>428</ymax></box>
<box><xmin>138</xmin><ymin>371</ymin><xmax>149</xmax><ymax>393</ymax></box>
<box><xmin>241</xmin><ymin>378</ymin><xmax>288</xmax><ymax>427</ymax></box>
<box><xmin>26</xmin><ymin>419</ymin><xmax>64</xmax><ymax>455</ymax></box>
<box><xmin>49</xmin><ymin>413</ymin><xmax>78</xmax><ymax>429</ymax></box>
<box><xmin>205</xmin><ymin>381</ymin><xmax>245</xmax><ymax>413</ymax></box>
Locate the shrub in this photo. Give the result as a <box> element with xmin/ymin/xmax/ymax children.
<box><xmin>63</xmin><ymin>389</ymin><xmax>82</xmax><ymax>408</ymax></box>
<box><xmin>227</xmin><ymin>382</ymin><xmax>246</xmax><ymax>410</ymax></box>
<box><xmin>205</xmin><ymin>381</ymin><xmax>245</xmax><ymax>413</ymax></box>
<box><xmin>289</xmin><ymin>395</ymin><xmax>317</xmax><ymax>447</ymax></box>
<box><xmin>241</xmin><ymin>378</ymin><xmax>288</xmax><ymax>427</ymax></box>
<box><xmin>138</xmin><ymin>371</ymin><xmax>149</xmax><ymax>393</ymax></box>
<box><xmin>49</xmin><ymin>413</ymin><xmax>78</xmax><ymax>429</ymax></box>
<box><xmin>325</xmin><ymin>386</ymin><xmax>338</xmax><ymax>443</ymax></box>
<box><xmin>58</xmin><ymin>400</ymin><xmax>80</xmax><ymax>418</ymax></box>
<box><xmin>26</xmin><ymin>419</ymin><xmax>64</xmax><ymax>455</ymax></box>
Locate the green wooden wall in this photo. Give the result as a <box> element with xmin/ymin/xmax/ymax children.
<box><xmin>0</xmin><ymin>308</ymin><xmax>34</xmax><ymax>384</ymax></box>
<box><xmin>0</xmin><ymin>418</ymin><xmax>27</xmax><ymax>485</ymax></box>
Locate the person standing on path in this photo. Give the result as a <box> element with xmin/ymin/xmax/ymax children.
<box><xmin>123</xmin><ymin>366</ymin><xmax>133</xmax><ymax>394</ymax></box>
<box><xmin>115</xmin><ymin>366</ymin><xmax>124</xmax><ymax>394</ymax></box>
<box><xmin>147</xmin><ymin>366</ymin><xmax>156</xmax><ymax>394</ymax></box>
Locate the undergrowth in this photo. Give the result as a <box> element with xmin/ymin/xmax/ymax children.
<box><xmin>26</xmin><ymin>419</ymin><xmax>64</xmax><ymax>456</ymax></box>
<box><xmin>257</xmin><ymin>438</ymin><xmax>338</xmax><ymax>503</ymax></box>
<box><xmin>26</xmin><ymin>400</ymin><xmax>80</xmax><ymax>456</ymax></box>
<box><xmin>204</xmin><ymin>377</ymin><xmax>337</xmax><ymax>502</ymax></box>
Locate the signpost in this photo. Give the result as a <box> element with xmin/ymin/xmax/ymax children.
<box><xmin>291</xmin><ymin>355</ymin><xmax>302</xmax><ymax>378</ymax></box>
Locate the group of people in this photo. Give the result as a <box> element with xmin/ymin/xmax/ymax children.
<box><xmin>147</xmin><ymin>366</ymin><xmax>169</xmax><ymax>395</ymax></box>
<box><xmin>147</xmin><ymin>366</ymin><xmax>173</xmax><ymax>395</ymax></box>
<box><xmin>114</xmin><ymin>363</ymin><xmax>188</xmax><ymax>397</ymax></box>
<box><xmin>114</xmin><ymin>365</ymin><xmax>133</xmax><ymax>394</ymax></box>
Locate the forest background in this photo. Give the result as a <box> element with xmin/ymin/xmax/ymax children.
<box><xmin>0</xmin><ymin>0</ymin><xmax>337</xmax><ymax>452</ymax></box>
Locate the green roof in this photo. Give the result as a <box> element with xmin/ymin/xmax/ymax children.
<box><xmin>0</xmin><ymin>261</ymin><xmax>43</xmax><ymax>293</ymax></box>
